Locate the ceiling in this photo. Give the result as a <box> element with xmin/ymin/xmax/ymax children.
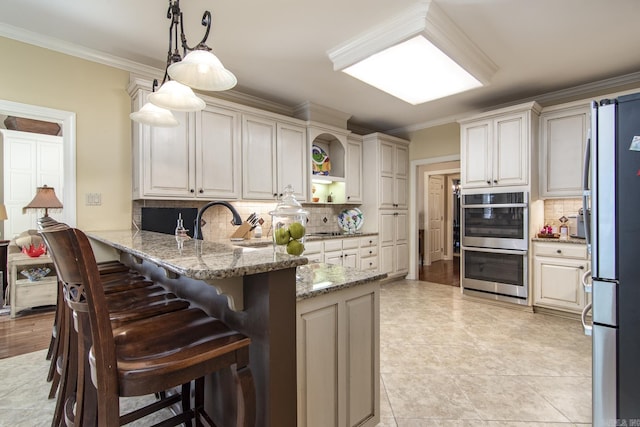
<box><xmin>2</xmin><ymin>0</ymin><xmax>640</xmax><ymax>134</ymax></box>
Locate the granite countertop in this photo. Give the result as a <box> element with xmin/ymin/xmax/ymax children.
<box><xmin>87</xmin><ymin>230</ymin><xmax>386</xmax><ymax>299</ymax></box>
<box><xmin>87</xmin><ymin>229</ymin><xmax>308</xmax><ymax>281</ymax></box>
<box><xmin>531</xmin><ymin>236</ymin><xmax>587</xmax><ymax>244</ymax></box>
<box><xmin>296</xmin><ymin>263</ymin><xmax>387</xmax><ymax>300</ymax></box>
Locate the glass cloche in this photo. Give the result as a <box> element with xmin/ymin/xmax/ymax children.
<box><xmin>269</xmin><ymin>185</ymin><xmax>309</xmax><ymax>255</ymax></box>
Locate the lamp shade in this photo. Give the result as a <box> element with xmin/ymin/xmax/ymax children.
<box><xmin>23</xmin><ymin>185</ymin><xmax>63</xmax><ymax>217</ymax></box>
<box><xmin>148</xmin><ymin>80</ymin><xmax>206</xmax><ymax>112</ymax></box>
<box><xmin>130</xmin><ymin>102</ymin><xmax>180</xmax><ymax>127</ymax></box>
<box><xmin>168</xmin><ymin>50</ymin><xmax>237</xmax><ymax>91</ymax></box>
<box><xmin>0</xmin><ymin>204</ymin><xmax>7</xmax><ymax>221</ymax></box>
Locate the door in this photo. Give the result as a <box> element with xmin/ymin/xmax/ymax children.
<box><xmin>428</xmin><ymin>175</ymin><xmax>444</xmax><ymax>263</ymax></box>
<box><xmin>2</xmin><ymin>130</ymin><xmax>64</xmax><ymax>238</ymax></box>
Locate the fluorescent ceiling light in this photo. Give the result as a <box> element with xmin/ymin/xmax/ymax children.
<box><xmin>343</xmin><ymin>35</ymin><xmax>482</xmax><ymax>105</ymax></box>
<box><xmin>328</xmin><ymin>1</ymin><xmax>497</xmax><ymax>105</ymax></box>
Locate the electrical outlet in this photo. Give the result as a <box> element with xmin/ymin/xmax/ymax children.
<box><xmin>86</xmin><ymin>193</ymin><xmax>102</xmax><ymax>206</ymax></box>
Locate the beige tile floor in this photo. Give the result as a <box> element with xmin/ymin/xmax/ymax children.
<box><xmin>0</xmin><ymin>279</ymin><xmax>592</xmax><ymax>426</ymax></box>
<box><xmin>378</xmin><ymin>280</ymin><xmax>592</xmax><ymax>427</ymax></box>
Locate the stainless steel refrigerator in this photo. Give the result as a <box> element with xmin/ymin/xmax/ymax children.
<box><xmin>583</xmin><ymin>92</ymin><xmax>640</xmax><ymax>425</ymax></box>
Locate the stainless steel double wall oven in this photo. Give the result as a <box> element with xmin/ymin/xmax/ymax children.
<box><xmin>461</xmin><ymin>191</ymin><xmax>529</xmax><ymax>304</ymax></box>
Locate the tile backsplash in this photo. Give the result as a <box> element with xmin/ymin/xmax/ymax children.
<box><xmin>543</xmin><ymin>198</ymin><xmax>582</xmax><ymax>227</ymax></box>
<box><xmin>132</xmin><ymin>200</ymin><xmax>355</xmax><ymax>240</ymax></box>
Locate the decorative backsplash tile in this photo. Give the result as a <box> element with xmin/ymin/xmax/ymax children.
<box><xmin>543</xmin><ymin>198</ymin><xmax>582</xmax><ymax>227</ymax></box>
<box><xmin>132</xmin><ymin>200</ymin><xmax>356</xmax><ymax>239</ymax></box>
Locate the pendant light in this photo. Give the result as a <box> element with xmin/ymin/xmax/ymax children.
<box><xmin>130</xmin><ymin>0</ymin><xmax>237</xmax><ymax>127</ymax></box>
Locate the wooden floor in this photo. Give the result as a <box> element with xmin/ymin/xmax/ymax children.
<box><xmin>0</xmin><ymin>308</ymin><xmax>55</xmax><ymax>359</ymax></box>
<box><xmin>419</xmin><ymin>257</ymin><xmax>460</xmax><ymax>287</ymax></box>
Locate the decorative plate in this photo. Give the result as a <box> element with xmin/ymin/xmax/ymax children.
<box><xmin>338</xmin><ymin>208</ymin><xmax>364</xmax><ymax>234</ymax></box>
<box><xmin>311</xmin><ymin>145</ymin><xmax>331</xmax><ymax>175</ymax></box>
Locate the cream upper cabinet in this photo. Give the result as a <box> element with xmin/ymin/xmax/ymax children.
<box><xmin>539</xmin><ymin>104</ymin><xmax>590</xmax><ymax>198</ymax></box>
<box><xmin>131</xmin><ymin>89</ymin><xmax>241</xmax><ymax>200</ymax></box>
<box><xmin>460</xmin><ymin>102</ymin><xmax>540</xmax><ymax>190</ymax></box>
<box><xmin>345</xmin><ymin>134</ymin><xmax>363</xmax><ymax>204</ymax></box>
<box><xmin>242</xmin><ymin>114</ymin><xmax>307</xmax><ymax>200</ymax></box>
<box><xmin>379</xmin><ymin>140</ymin><xmax>408</xmax><ymax>209</ymax></box>
<box><xmin>533</xmin><ymin>241</ymin><xmax>590</xmax><ymax>314</ymax></box>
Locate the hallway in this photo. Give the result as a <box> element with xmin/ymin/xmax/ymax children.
<box><xmin>419</xmin><ymin>258</ymin><xmax>460</xmax><ymax>287</ymax></box>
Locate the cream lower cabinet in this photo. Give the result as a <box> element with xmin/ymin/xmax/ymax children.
<box><xmin>533</xmin><ymin>241</ymin><xmax>589</xmax><ymax>314</ymax></box>
<box><xmin>297</xmin><ymin>281</ymin><xmax>380</xmax><ymax>427</ymax></box>
<box><xmin>379</xmin><ymin>211</ymin><xmax>408</xmax><ymax>278</ymax></box>
<box><xmin>324</xmin><ymin>238</ymin><xmax>359</xmax><ymax>268</ymax></box>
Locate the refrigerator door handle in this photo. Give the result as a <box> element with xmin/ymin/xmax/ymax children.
<box><xmin>581</xmin><ymin>269</ymin><xmax>592</xmax><ymax>293</ymax></box>
<box><xmin>581</xmin><ymin>302</ymin><xmax>593</xmax><ymax>336</ymax></box>
<box><xmin>582</xmin><ymin>128</ymin><xmax>592</xmax><ymax>252</ymax></box>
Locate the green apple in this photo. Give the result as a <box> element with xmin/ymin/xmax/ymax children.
<box><xmin>289</xmin><ymin>222</ymin><xmax>305</xmax><ymax>239</ymax></box>
<box><xmin>274</xmin><ymin>228</ymin><xmax>290</xmax><ymax>245</ymax></box>
<box><xmin>286</xmin><ymin>239</ymin><xmax>304</xmax><ymax>256</ymax></box>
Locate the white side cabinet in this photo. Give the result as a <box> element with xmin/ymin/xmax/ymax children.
<box><xmin>460</xmin><ymin>102</ymin><xmax>541</xmax><ymax>190</ymax></box>
<box><xmin>131</xmin><ymin>89</ymin><xmax>241</xmax><ymax>200</ymax></box>
<box><xmin>242</xmin><ymin>114</ymin><xmax>307</xmax><ymax>201</ymax></box>
<box><xmin>539</xmin><ymin>104</ymin><xmax>590</xmax><ymax>198</ymax></box>
<box><xmin>533</xmin><ymin>241</ymin><xmax>589</xmax><ymax>314</ymax></box>
<box><xmin>362</xmin><ymin>133</ymin><xmax>410</xmax><ymax>279</ymax></box>
<box><xmin>297</xmin><ymin>281</ymin><xmax>380</xmax><ymax>427</ymax></box>
<box><xmin>8</xmin><ymin>253</ymin><xmax>57</xmax><ymax>318</ymax></box>
<box><xmin>323</xmin><ymin>238</ymin><xmax>359</xmax><ymax>268</ymax></box>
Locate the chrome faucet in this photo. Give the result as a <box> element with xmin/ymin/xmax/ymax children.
<box><xmin>193</xmin><ymin>201</ymin><xmax>243</xmax><ymax>240</ymax></box>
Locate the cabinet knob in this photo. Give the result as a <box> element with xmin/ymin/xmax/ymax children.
<box><xmin>198</xmin><ymin>189</ymin><xmax>204</xmax><ymax>194</ymax></box>
<box><xmin>273</xmin><ymin>193</ymin><xmax>278</xmax><ymax>197</ymax></box>
<box><xmin>493</xmin><ymin>179</ymin><xmax>498</xmax><ymax>184</ymax></box>
<box><xmin>369</xmin><ymin>250</ymin><xmax>372</xmax><ymax>254</ymax></box>
<box><xmin>556</xmin><ymin>249</ymin><xmax>562</xmax><ymax>254</ymax></box>
<box><xmin>487</xmin><ymin>180</ymin><xmax>491</xmax><ymax>184</ymax></box>
<box><xmin>190</xmin><ymin>189</ymin><xmax>195</xmax><ymax>193</ymax></box>
<box><xmin>579</xmin><ymin>265</ymin><xmax>585</xmax><ymax>269</ymax></box>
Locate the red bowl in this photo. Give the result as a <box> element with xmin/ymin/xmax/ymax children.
<box><xmin>22</xmin><ymin>243</ymin><xmax>47</xmax><ymax>258</ymax></box>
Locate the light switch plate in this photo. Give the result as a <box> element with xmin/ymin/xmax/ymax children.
<box><xmin>86</xmin><ymin>193</ymin><xmax>102</xmax><ymax>206</ymax></box>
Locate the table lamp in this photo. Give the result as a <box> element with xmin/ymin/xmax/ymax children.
<box><xmin>23</xmin><ymin>185</ymin><xmax>63</xmax><ymax>218</ymax></box>
<box><xmin>0</xmin><ymin>203</ymin><xmax>7</xmax><ymax>239</ymax></box>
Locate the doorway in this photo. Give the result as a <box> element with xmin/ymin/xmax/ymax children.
<box><xmin>409</xmin><ymin>156</ymin><xmax>460</xmax><ymax>284</ymax></box>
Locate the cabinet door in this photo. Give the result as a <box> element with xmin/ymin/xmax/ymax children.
<box><xmin>325</xmin><ymin>250</ymin><xmax>343</xmax><ymax>266</ymax></box>
<box><xmin>493</xmin><ymin>112</ymin><xmax>528</xmax><ymax>187</ymax></box>
<box><xmin>395</xmin><ymin>211</ymin><xmax>408</xmax><ymax>245</ymax></box>
<box><xmin>379</xmin><ymin>245</ymin><xmax>394</xmax><ymax>276</ymax></box>
<box><xmin>196</xmin><ymin>106</ymin><xmax>241</xmax><ymax>199</ymax></box>
<box><xmin>297</xmin><ymin>303</ymin><xmax>339</xmax><ymax>426</ymax></box>
<box><xmin>534</xmin><ymin>257</ymin><xmax>589</xmax><ymax>313</ymax></box>
<box><xmin>277</xmin><ymin>122</ymin><xmax>307</xmax><ymax>200</ymax></box>
<box><xmin>460</xmin><ymin>120</ymin><xmax>492</xmax><ymax>189</ymax></box>
<box><xmin>345</xmin><ymin>292</ymin><xmax>377</xmax><ymax>426</ymax></box>
<box><xmin>394</xmin><ymin>144</ymin><xmax>409</xmax><ymax>209</ymax></box>
<box><xmin>540</xmin><ymin>106</ymin><xmax>589</xmax><ymax>197</ymax></box>
<box><xmin>143</xmin><ymin>111</ymin><xmax>194</xmax><ymax>197</ymax></box>
<box><xmin>345</xmin><ymin>138</ymin><xmax>363</xmax><ymax>203</ymax></box>
<box><xmin>395</xmin><ymin>242</ymin><xmax>409</xmax><ymax>275</ymax></box>
<box><xmin>379</xmin><ymin>213</ymin><xmax>395</xmax><ymax>247</ymax></box>
<box><xmin>242</xmin><ymin>115</ymin><xmax>277</xmax><ymax>199</ymax></box>
<box><xmin>343</xmin><ymin>250</ymin><xmax>358</xmax><ymax>269</ymax></box>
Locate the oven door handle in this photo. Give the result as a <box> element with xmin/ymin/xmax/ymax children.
<box><xmin>462</xmin><ymin>203</ymin><xmax>528</xmax><ymax>209</ymax></box>
<box><xmin>462</xmin><ymin>246</ymin><xmax>527</xmax><ymax>255</ymax></box>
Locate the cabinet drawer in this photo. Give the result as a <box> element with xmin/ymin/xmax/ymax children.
<box><xmin>534</xmin><ymin>242</ymin><xmax>587</xmax><ymax>259</ymax></box>
<box><xmin>360</xmin><ymin>246</ymin><xmax>378</xmax><ymax>258</ymax></box>
<box><xmin>305</xmin><ymin>241</ymin><xmax>323</xmax><ymax>255</ymax></box>
<box><xmin>324</xmin><ymin>239</ymin><xmax>343</xmax><ymax>252</ymax></box>
<box><xmin>360</xmin><ymin>256</ymin><xmax>378</xmax><ymax>271</ymax></box>
<box><xmin>15</xmin><ymin>278</ymin><xmax>57</xmax><ymax>309</ymax></box>
<box><xmin>360</xmin><ymin>236</ymin><xmax>378</xmax><ymax>248</ymax></box>
<box><xmin>342</xmin><ymin>238</ymin><xmax>359</xmax><ymax>250</ymax></box>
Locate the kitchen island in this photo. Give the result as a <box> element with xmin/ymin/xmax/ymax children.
<box><xmin>87</xmin><ymin>229</ymin><xmax>385</xmax><ymax>427</ymax></box>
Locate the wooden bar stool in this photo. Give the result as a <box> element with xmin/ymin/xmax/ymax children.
<box><xmin>41</xmin><ymin>225</ymin><xmax>255</xmax><ymax>427</ymax></box>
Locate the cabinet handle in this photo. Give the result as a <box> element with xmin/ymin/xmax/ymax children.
<box><xmin>273</xmin><ymin>193</ymin><xmax>278</xmax><ymax>197</ymax></box>
<box><xmin>556</xmin><ymin>249</ymin><xmax>562</xmax><ymax>254</ymax></box>
<box><xmin>198</xmin><ymin>189</ymin><xmax>204</xmax><ymax>194</ymax></box>
<box><xmin>486</xmin><ymin>180</ymin><xmax>491</xmax><ymax>184</ymax></box>
<box><xmin>190</xmin><ymin>189</ymin><xmax>195</xmax><ymax>193</ymax></box>
<box><xmin>579</xmin><ymin>265</ymin><xmax>584</xmax><ymax>270</ymax></box>
<box><xmin>347</xmin><ymin>196</ymin><xmax>351</xmax><ymax>200</ymax></box>
<box><xmin>369</xmin><ymin>250</ymin><xmax>372</xmax><ymax>254</ymax></box>
<box><xmin>493</xmin><ymin>179</ymin><xmax>498</xmax><ymax>184</ymax></box>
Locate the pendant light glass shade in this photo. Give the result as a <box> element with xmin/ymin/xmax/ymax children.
<box><xmin>167</xmin><ymin>50</ymin><xmax>237</xmax><ymax>91</ymax></box>
<box><xmin>148</xmin><ymin>80</ymin><xmax>206</xmax><ymax>112</ymax></box>
<box><xmin>130</xmin><ymin>102</ymin><xmax>180</xmax><ymax>127</ymax></box>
